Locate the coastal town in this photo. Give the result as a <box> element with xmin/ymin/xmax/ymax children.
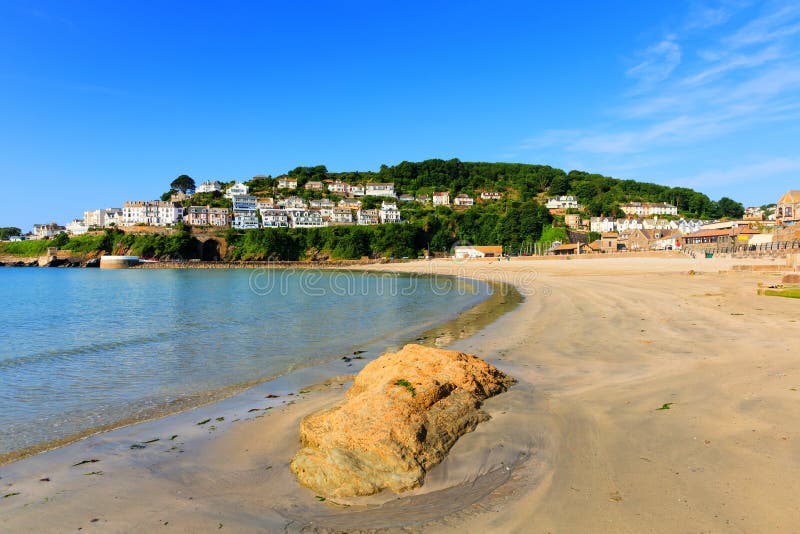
<box><xmin>5</xmin><ymin>2</ymin><xmax>800</xmax><ymax>532</ymax></box>
<box><xmin>9</xmin><ymin>179</ymin><xmax>800</xmax><ymax>259</ymax></box>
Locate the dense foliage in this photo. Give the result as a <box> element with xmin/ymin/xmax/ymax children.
<box><xmin>0</xmin><ymin>227</ymin><xmax>21</xmax><ymax>240</ymax></box>
<box><xmin>276</xmin><ymin>159</ymin><xmax>742</xmax><ymax>219</ymax></box>
<box><xmin>3</xmin><ymin>160</ymin><xmax>745</xmax><ymax>261</ymax></box>
<box><xmin>222</xmin><ymin>200</ymin><xmax>553</xmax><ymax>260</ymax></box>
<box><xmin>171</xmin><ymin>174</ymin><xmax>196</xmax><ymax>194</ymax></box>
<box><xmin>0</xmin><ymin>228</ymin><xmax>200</xmax><ymax>260</ymax></box>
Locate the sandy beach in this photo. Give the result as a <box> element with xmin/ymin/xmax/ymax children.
<box><xmin>2</xmin><ymin>254</ymin><xmax>799</xmax><ymax>532</ymax></box>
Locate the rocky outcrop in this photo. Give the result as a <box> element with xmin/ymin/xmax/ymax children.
<box><xmin>290</xmin><ymin>344</ymin><xmax>514</xmax><ymax>498</ymax></box>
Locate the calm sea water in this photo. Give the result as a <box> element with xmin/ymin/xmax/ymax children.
<box><xmin>0</xmin><ymin>268</ymin><xmax>487</xmax><ymax>455</ymax></box>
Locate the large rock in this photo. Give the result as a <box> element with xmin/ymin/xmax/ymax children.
<box><xmin>290</xmin><ymin>344</ymin><xmax>514</xmax><ymax>498</ymax></box>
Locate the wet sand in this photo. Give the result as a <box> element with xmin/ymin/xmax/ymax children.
<box><xmin>2</xmin><ymin>255</ymin><xmax>799</xmax><ymax>532</ymax></box>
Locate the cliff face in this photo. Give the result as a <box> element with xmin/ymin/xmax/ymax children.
<box><xmin>290</xmin><ymin>344</ymin><xmax>514</xmax><ymax>498</ymax></box>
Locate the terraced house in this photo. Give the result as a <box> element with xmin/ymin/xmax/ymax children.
<box><xmin>365</xmin><ymin>183</ymin><xmax>395</xmax><ymax>197</ymax></box>
<box><xmin>122</xmin><ymin>201</ymin><xmax>184</xmax><ymax>227</ymax></box>
<box><xmin>260</xmin><ymin>208</ymin><xmax>289</xmax><ymax>228</ymax></box>
<box><xmin>231</xmin><ymin>195</ymin><xmax>259</xmax><ymax>229</ymax></box>
<box><xmin>290</xmin><ymin>210</ymin><xmax>325</xmax><ymax>228</ymax></box>
<box><xmin>186</xmin><ymin>205</ymin><xmax>231</xmax><ymax>227</ymax></box>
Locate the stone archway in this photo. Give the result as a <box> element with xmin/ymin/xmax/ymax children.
<box><xmin>201</xmin><ymin>238</ymin><xmax>221</xmax><ymax>261</ymax></box>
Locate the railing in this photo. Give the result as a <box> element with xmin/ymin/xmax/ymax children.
<box><xmin>683</xmin><ymin>240</ymin><xmax>800</xmax><ymax>257</ymax></box>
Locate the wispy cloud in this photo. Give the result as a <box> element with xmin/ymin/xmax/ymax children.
<box><xmin>683</xmin><ymin>0</ymin><xmax>752</xmax><ymax>30</ymax></box>
<box><xmin>675</xmin><ymin>156</ymin><xmax>800</xmax><ymax>188</ymax></box>
<box><xmin>724</xmin><ymin>4</ymin><xmax>800</xmax><ymax>47</ymax></box>
<box><xmin>517</xmin><ymin>0</ymin><xmax>800</xmax><ymax>198</ymax></box>
<box><xmin>626</xmin><ymin>37</ymin><xmax>682</xmax><ymax>91</ymax></box>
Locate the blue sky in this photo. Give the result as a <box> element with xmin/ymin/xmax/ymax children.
<box><xmin>1</xmin><ymin>1</ymin><xmax>798</xmax><ymax>231</ymax></box>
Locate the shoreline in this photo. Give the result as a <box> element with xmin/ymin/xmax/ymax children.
<box><xmin>2</xmin><ymin>255</ymin><xmax>799</xmax><ymax>532</ymax></box>
<box><xmin>0</xmin><ymin>272</ymin><xmax>518</xmax><ymax>467</ymax></box>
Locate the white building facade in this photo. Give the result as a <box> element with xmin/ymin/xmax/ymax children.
<box><xmin>196</xmin><ymin>180</ymin><xmax>223</xmax><ymax>193</ymax></box>
<box><xmin>122</xmin><ymin>201</ymin><xmax>184</xmax><ymax>227</ymax></box>
<box><xmin>224</xmin><ymin>182</ymin><xmax>249</xmax><ymax>199</ymax></box>
<box><xmin>260</xmin><ymin>208</ymin><xmax>290</xmax><ymax>228</ymax></box>
<box><xmin>433</xmin><ymin>192</ymin><xmax>450</xmax><ymax>206</ymax></box>
<box><xmin>546</xmin><ymin>196</ymin><xmax>581</xmax><ymax>210</ymax></box>
<box><xmin>365</xmin><ymin>183</ymin><xmax>395</xmax><ymax>197</ymax></box>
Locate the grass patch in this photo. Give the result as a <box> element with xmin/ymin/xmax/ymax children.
<box><xmin>656</xmin><ymin>403</ymin><xmax>674</xmax><ymax>411</ymax></box>
<box><xmin>765</xmin><ymin>289</ymin><xmax>800</xmax><ymax>299</ymax></box>
<box><xmin>0</xmin><ymin>240</ymin><xmax>52</xmax><ymax>256</ymax></box>
<box><xmin>395</xmin><ymin>379</ymin><xmax>416</xmax><ymax>397</ymax></box>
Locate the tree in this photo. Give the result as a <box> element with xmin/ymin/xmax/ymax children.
<box><xmin>548</xmin><ymin>175</ymin><xmax>570</xmax><ymax>196</ymax></box>
<box><xmin>170</xmin><ymin>174</ymin><xmax>196</xmax><ymax>194</ymax></box>
<box><xmin>0</xmin><ymin>227</ymin><xmax>21</xmax><ymax>240</ymax></box>
<box><xmin>717</xmin><ymin>197</ymin><xmax>744</xmax><ymax>219</ymax></box>
<box><xmin>51</xmin><ymin>232</ymin><xmax>69</xmax><ymax>247</ymax></box>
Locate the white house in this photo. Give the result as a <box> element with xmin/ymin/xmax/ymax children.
<box><xmin>232</xmin><ymin>212</ymin><xmax>259</xmax><ymax>229</ymax></box>
<box><xmin>32</xmin><ymin>222</ymin><xmax>65</xmax><ymax>239</ymax></box>
<box><xmin>256</xmin><ymin>198</ymin><xmax>275</xmax><ymax>212</ymax></box>
<box><xmin>232</xmin><ymin>195</ymin><xmax>258</xmax><ymax>229</ymax></box>
<box><xmin>675</xmin><ymin>219</ymin><xmax>705</xmax><ymax>235</ymax></box>
<box><xmin>454</xmin><ymin>245</ymin><xmax>503</xmax><ymax>259</ymax></box>
<box><xmin>260</xmin><ymin>208</ymin><xmax>290</xmax><ymax>228</ymax></box>
<box><xmin>433</xmin><ymin>192</ymin><xmax>450</xmax><ymax>206</ymax></box>
<box><xmin>399</xmin><ymin>194</ymin><xmax>415</xmax><ymax>202</ymax></box>
<box><xmin>304</xmin><ymin>181</ymin><xmax>325</xmax><ymax>191</ymax></box>
<box><xmin>232</xmin><ymin>195</ymin><xmax>257</xmax><ymax>211</ymax></box>
<box><xmin>66</xmin><ymin>219</ymin><xmax>89</xmax><ymax>235</ymax></box>
<box><xmin>546</xmin><ymin>196</ymin><xmax>581</xmax><ymax>210</ymax></box>
<box><xmin>330</xmin><ymin>207</ymin><xmax>354</xmax><ymax>224</ymax></box>
<box><xmin>339</xmin><ymin>198</ymin><xmax>362</xmax><ymax>209</ymax></box>
<box><xmin>379</xmin><ymin>201</ymin><xmax>402</xmax><ymax>224</ymax></box>
<box><xmin>277</xmin><ymin>177</ymin><xmax>298</xmax><ymax>190</ymax></box>
<box><xmin>224</xmin><ymin>181</ymin><xmax>249</xmax><ymax>199</ymax></box>
<box><xmin>617</xmin><ymin>218</ymin><xmax>644</xmax><ymax>232</ymax></box>
<box><xmin>310</xmin><ymin>198</ymin><xmax>335</xmax><ymax>210</ymax></box>
<box><xmin>279</xmin><ymin>196</ymin><xmax>308</xmax><ymax>210</ymax></box>
<box><xmin>290</xmin><ymin>210</ymin><xmax>325</xmax><ymax>228</ymax></box>
<box><xmin>84</xmin><ymin>208</ymin><xmax>123</xmax><ymax>228</ymax></box>
<box><xmin>357</xmin><ymin>209</ymin><xmax>380</xmax><ymax>225</ymax></box>
<box><xmin>454</xmin><ymin>194</ymin><xmax>474</xmax><ymax>207</ymax></box>
<box><xmin>328</xmin><ymin>181</ymin><xmax>350</xmax><ymax>196</ymax></box>
<box><xmin>310</xmin><ymin>198</ymin><xmax>335</xmax><ymax>218</ymax></box>
<box><xmin>619</xmin><ymin>202</ymin><xmax>678</xmax><ymax>217</ymax></box>
<box><xmin>365</xmin><ymin>183</ymin><xmax>395</xmax><ymax>197</ymax></box>
<box><xmin>642</xmin><ymin>217</ymin><xmax>673</xmax><ymax>230</ymax></box>
<box><xmin>196</xmin><ymin>180</ymin><xmax>223</xmax><ymax>194</ymax></box>
<box><xmin>350</xmin><ymin>184</ymin><xmax>365</xmax><ymax>197</ymax></box>
<box><xmin>590</xmin><ymin>217</ymin><xmax>616</xmax><ymax>233</ymax></box>
<box><xmin>480</xmin><ymin>191</ymin><xmax>502</xmax><ymax>201</ymax></box>
<box><xmin>416</xmin><ymin>194</ymin><xmax>431</xmax><ymax>204</ymax></box>
<box><xmin>122</xmin><ymin>201</ymin><xmax>184</xmax><ymax>227</ymax></box>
